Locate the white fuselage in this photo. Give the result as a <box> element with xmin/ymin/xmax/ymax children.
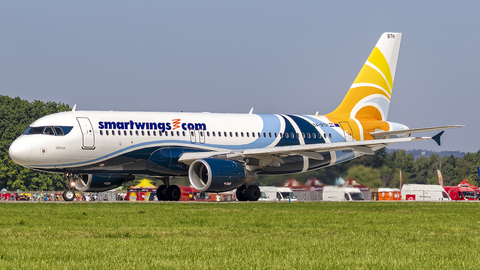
<box><xmin>9</xmin><ymin>110</ymin><xmax>368</xmax><ymax>176</ymax></box>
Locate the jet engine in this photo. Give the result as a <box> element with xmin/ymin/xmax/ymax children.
<box><xmin>188</xmin><ymin>159</ymin><xmax>257</xmax><ymax>192</ymax></box>
<box><xmin>74</xmin><ymin>174</ymin><xmax>135</xmax><ymax>192</ymax></box>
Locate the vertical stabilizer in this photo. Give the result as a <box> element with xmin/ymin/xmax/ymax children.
<box><xmin>326</xmin><ymin>32</ymin><xmax>402</xmax><ymax>121</ymax></box>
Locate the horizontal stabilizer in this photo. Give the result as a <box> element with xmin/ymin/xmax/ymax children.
<box><xmin>370</xmin><ymin>125</ymin><xmax>464</xmax><ymax>139</ymax></box>
<box><xmin>432</xmin><ymin>131</ymin><xmax>444</xmax><ymax>146</ymax></box>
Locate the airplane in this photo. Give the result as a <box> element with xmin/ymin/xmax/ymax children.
<box><xmin>8</xmin><ymin>32</ymin><xmax>463</xmax><ymax>201</ymax></box>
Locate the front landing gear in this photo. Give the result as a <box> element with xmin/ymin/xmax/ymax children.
<box><xmin>63</xmin><ymin>189</ymin><xmax>75</xmax><ymax>201</ymax></box>
<box><xmin>236</xmin><ymin>184</ymin><xmax>260</xmax><ymax>201</ymax></box>
<box><xmin>156</xmin><ymin>177</ymin><xmax>181</xmax><ymax>201</ymax></box>
<box><xmin>63</xmin><ymin>172</ymin><xmax>77</xmax><ymax>202</ymax></box>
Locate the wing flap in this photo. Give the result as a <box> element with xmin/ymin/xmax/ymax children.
<box><xmin>178</xmin><ymin>136</ymin><xmax>431</xmax><ymax>164</ymax></box>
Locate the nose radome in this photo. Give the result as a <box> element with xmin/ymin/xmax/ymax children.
<box><xmin>9</xmin><ymin>138</ymin><xmax>32</xmax><ymax>165</ymax></box>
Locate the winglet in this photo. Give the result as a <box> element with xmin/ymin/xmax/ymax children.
<box><xmin>432</xmin><ymin>131</ymin><xmax>444</xmax><ymax>146</ymax></box>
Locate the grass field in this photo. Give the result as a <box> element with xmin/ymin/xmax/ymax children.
<box><xmin>1</xmin><ymin>202</ymin><xmax>480</xmax><ymax>269</ymax></box>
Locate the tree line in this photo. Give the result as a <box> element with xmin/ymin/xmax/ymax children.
<box><xmin>1</xmin><ymin>95</ymin><xmax>479</xmax><ymax>191</ymax></box>
<box><xmin>257</xmin><ymin>146</ymin><xmax>480</xmax><ymax>188</ymax></box>
<box><xmin>0</xmin><ymin>95</ymin><xmax>70</xmax><ymax>191</ymax></box>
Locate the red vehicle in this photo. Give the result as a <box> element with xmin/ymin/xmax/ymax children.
<box><xmin>443</xmin><ymin>186</ymin><xmax>477</xmax><ymax>201</ymax></box>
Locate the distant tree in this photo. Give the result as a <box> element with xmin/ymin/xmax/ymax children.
<box><xmin>345</xmin><ymin>165</ymin><xmax>382</xmax><ymax>188</ymax></box>
<box><xmin>0</xmin><ymin>95</ymin><xmax>70</xmax><ymax>191</ymax></box>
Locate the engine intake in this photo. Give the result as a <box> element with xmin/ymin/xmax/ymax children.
<box><xmin>75</xmin><ymin>174</ymin><xmax>135</xmax><ymax>192</ymax></box>
<box><xmin>188</xmin><ymin>159</ymin><xmax>257</xmax><ymax>192</ymax></box>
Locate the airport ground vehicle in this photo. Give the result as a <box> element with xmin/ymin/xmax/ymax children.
<box><xmin>322</xmin><ymin>186</ymin><xmax>365</xmax><ymax>201</ymax></box>
<box><xmin>401</xmin><ymin>184</ymin><xmax>450</xmax><ymax>201</ymax></box>
<box><xmin>377</xmin><ymin>188</ymin><xmax>401</xmax><ymax>201</ymax></box>
<box><xmin>443</xmin><ymin>186</ymin><xmax>477</xmax><ymax>201</ymax></box>
<box><xmin>258</xmin><ymin>187</ymin><xmax>297</xmax><ymax>201</ymax></box>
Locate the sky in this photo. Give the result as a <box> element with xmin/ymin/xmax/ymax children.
<box><xmin>1</xmin><ymin>1</ymin><xmax>478</xmax><ymax>153</ymax></box>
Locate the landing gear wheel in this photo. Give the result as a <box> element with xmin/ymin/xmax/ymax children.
<box><xmin>236</xmin><ymin>185</ymin><xmax>248</xmax><ymax>201</ymax></box>
<box><xmin>156</xmin><ymin>185</ymin><xmax>167</xmax><ymax>201</ymax></box>
<box><xmin>165</xmin><ymin>185</ymin><xmax>181</xmax><ymax>201</ymax></box>
<box><xmin>63</xmin><ymin>190</ymin><xmax>75</xmax><ymax>201</ymax></box>
<box><xmin>246</xmin><ymin>185</ymin><xmax>260</xmax><ymax>201</ymax></box>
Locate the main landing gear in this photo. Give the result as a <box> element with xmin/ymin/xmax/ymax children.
<box><xmin>236</xmin><ymin>184</ymin><xmax>261</xmax><ymax>201</ymax></box>
<box><xmin>156</xmin><ymin>176</ymin><xmax>181</xmax><ymax>201</ymax></box>
<box><xmin>63</xmin><ymin>172</ymin><xmax>77</xmax><ymax>201</ymax></box>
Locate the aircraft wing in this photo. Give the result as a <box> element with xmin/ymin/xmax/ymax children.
<box><xmin>178</xmin><ymin>135</ymin><xmax>432</xmax><ymax>165</ymax></box>
<box><xmin>370</xmin><ymin>125</ymin><xmax>464</xmax><ymax>139</ymax></box>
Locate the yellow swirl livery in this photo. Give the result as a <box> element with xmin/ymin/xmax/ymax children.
<box><xmin>327</xmin><ymin>33</ymin><xmax>402</xmax><ymax>141</ymax></box>
<box><xmin>9</xmin><ymin>33</ymin><xmax>463</xmax><ymax>201</ymax></box>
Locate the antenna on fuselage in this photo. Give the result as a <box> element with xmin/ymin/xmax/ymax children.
<box><xmin>72</xmin><ymin>104</ymin><xmax>77</xmax><ymax>112</ymax></box>
<box><xmin>249</xmin><ymin>107</ymin><xmax>254</xmax><ymax>115</ymax></box>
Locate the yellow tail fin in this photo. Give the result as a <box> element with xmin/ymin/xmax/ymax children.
<box><xmin>326</xmin><ymin>32</ymin><xmax>402</xmax><ymax>121</ymax></box>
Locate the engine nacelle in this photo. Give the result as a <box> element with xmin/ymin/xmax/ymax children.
<box><xmin>74</xmin><ymin>174</ymin><xmax>135</xmax><ymax>192</ymax></box>
<box><xmin>188</xmin><ymin>159</ymin><xmax>257</xmax><ymax>192</ymax></box>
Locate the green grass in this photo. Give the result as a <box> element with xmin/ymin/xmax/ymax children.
<box><xmin>1</xmin><ymin>202</ymin><xmax>480</xmax><ymax>269</ymax></box>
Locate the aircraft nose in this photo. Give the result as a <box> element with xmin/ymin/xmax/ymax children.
<box><xmin>9</xmin><ymin>138</ymin><xmax>32</xmax><ymax>165</ymax></box>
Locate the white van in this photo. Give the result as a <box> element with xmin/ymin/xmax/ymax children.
<box><xmin>259</xmin><ymin>187</ymin><xmax>297</xmax><ymax>201</ymax></box>
<box><xmin>323</xmin><ymin>186</ymin><xmax>365</xmax><ymax>201</ymax></box>
<box><xmin>401</xmin><ymin>184</ymin><xmax>450</xmax><ymax>201</ymax></box>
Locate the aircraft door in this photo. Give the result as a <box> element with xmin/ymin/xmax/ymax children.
<box><xmin>338</xmin><ymin>121</ymin><xmax>354</xmax><ymax>142</ymax></box>
<box><xmin>77</xmin><ymin>117</ymin><xmax>95</xmax><ymax>150</ymax></box>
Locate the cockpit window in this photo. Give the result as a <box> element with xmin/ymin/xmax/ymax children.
<box><xmin>43</xmin><ymin>126</ymin><xmax>55</xmax><ymax>135</ymax></box>
<box><xmin>54</xmin><ymin>127</ymin><xmax>64</xmax><ymax>136</ymax></box>
<box><xmin>23</xmin><ymin>126</ymin><xmax>73</xmax><ymax>136</ymax></box>
<box><xmin>25</xmin><ymin>127</ymin><xmax>45</xmax><ymax>135</ymax></box>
